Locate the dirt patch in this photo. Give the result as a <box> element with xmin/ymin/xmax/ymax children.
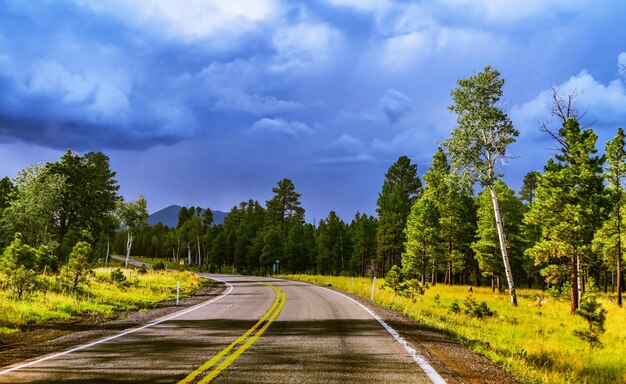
<box><xmin>337</xmin><ymin>290</ymin><xmax>522</xmax><ymax>384</ymax></box>
<box><xmin>0</xmin><ymin>281</ymin><xmax>226</xmax><ymax>369</ymax></box>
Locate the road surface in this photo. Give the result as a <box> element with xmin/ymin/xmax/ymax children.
<box><xmin>0</xmin><ymin>274</ymin><xmax>449</xmax><ymax>383</ymax></box>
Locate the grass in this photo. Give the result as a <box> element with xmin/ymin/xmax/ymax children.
<box><xmin>0</xmin><ymin>267</ymin><xmax>205</xmax><ymax>334</ymax></box>
<box><xmin>283</xmin><ymin>275</ymin><xmax>626</xmax><ymax>384</ymax></box>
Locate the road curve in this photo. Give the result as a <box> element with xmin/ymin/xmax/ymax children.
<box><xmin>0</xmin><ymin>275</ymin><xmax>445</xmax><ymax>383</ymax></box>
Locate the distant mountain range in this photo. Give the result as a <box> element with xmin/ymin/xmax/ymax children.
<box><xmin>148</xmin><ymin>205</ymin><xmax>227</xmax><ymax>227</ymax></box>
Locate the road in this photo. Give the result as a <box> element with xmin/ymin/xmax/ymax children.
<box><xmin>0</xmin><ymin>274</ymin><xmax>449</xmax><ymax>383</ymax></box>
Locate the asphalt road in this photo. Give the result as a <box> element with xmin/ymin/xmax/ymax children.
<box><xmin>0</xmin><ymin>274</ymin><xmax>446</xmax><ymax>384</ymax></box>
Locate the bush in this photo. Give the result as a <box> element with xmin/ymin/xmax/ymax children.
<box><xmin>110</xmin><ymin>268</ymin><xmax>126</xmax><ymax>283</ymax></box>
<box><xmin>448</xmin><ymin>299</ymin><xmax>461</xmax><ymax>314</ymax></box>
<box><xmin>138</xmin><ymin>265</ymin><xmax>148</xmax><ymax>275</ymax></box>
<box><xmin>462</xmin><ymin>295</ymin><xmax>495</xmax><ymax>319</ymax></box>
<box><xmin>7</xmin><ymin>265</ymin><xmax>37</xmax><ymax>299</ymax></box>
<box><xmin>152</xmin><ymin>261</ymin><xmax>166</xmax><ymax>271</ymax></box>
<box><xmin>573</xmin><ymin>295</ymin><xmax>607</xmax><ymax>349</ymax></box>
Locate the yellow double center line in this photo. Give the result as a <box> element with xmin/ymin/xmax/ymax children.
<box><xmin>179</xmin><ymin>282</ymin><xmax>286</xmax><ymax>384</ymax></box>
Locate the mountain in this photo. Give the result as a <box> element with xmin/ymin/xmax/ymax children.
<box><xmin>148</xmin><ymin>205</ymin><xmax>227</xmax><ymax>227</ymax></box>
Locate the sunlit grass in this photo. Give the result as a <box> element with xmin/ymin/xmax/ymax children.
<box><xmin>283</xmin><ymin>275</ymin><xmax>626</xmax><ymax>384</ymax></box>
<box><xmin>0</xmin><ymin>268</ymin><xmax>204</xmax><ymax>332</ymax></box>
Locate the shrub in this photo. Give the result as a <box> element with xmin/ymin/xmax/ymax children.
<box><xmin>7</xmin><ymin>265</ymin><xmax>37</xmax><ymax>299</ymax></box>
<box><xmin>573</xmin><ymin>295</ymin><xmax>607</xmax><ymax>349</ymax></box>
<box><xmin>448</xmin><ymin>299</ymin><xmax>461</xmax><ymax>314</ymax></box>
<box><xmin>110</xmin><ymin>268</ymin><xmax>126</xmax><ymax>283</ymax></box>
<box><xmin>462</xmin><ymin>295</ymin><xmax>495</xmax><ymax>319</ymax></box>
<box><xmin>152</xmin><ymin>261</ymin><xmax>166</xmax><ymax>271</ymax></box>
<box><xmin>138</xmin><ymin>265</ymin><xmax>148</xmax><ymax>275</ymax></box>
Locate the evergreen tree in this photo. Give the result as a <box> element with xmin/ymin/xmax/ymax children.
<box><xmin>376</xmin><ymin>156</ymin><xmax>421</xmax><ymax>275</ymax></box>
<box><xmin>473</xmin><ymin>181</ymin><xmax>525</xmax><ymax>292</ymax></box>
<box><xmin>316</xmin><ymin>211</ymin><xmax>351</xmax><ymax>275</ymax></box>
<box><xmin>444</xmin><ymin>66</ymin><xmax>520</xmax><ymax>306</ymax></box>
<box><xmin>520</xmin><ymin>171</ymin><xmax>541</xmax><ymax>205</ymax></box>
<box><xmin>349</xmin><ymin>212</ymin><xmax>377</xmax><ymax>276</ymax></box>
<box><xmin>402</xmin><ymin>196</ymin><xmax>441</xmax><ymax>284</ymax></box>
<box><xmin>525</xmin><ymin>118</ymin><xmax>607</xmax><ymax>314</ymax></box>
<box><xmin>599</xmin><ymin>127</ymin><xmax>626</xmax><ymax>305</ymax></box>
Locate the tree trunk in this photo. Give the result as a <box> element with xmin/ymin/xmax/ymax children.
<box><xmin>617</xmin><ymin>206</ymin><xmax>623</xmax><ymax>306</ymax></box>
<box><xmin>125</xmin><ymin>232</ymin><xmax>133</xmax><ymax>268</ymax></box>
<box><xmin>187</xmin><ymin>245</ymin><xmax>191</xmax><ymax>267</ymax></box>
<box><xmin>431</xmin><ymin>258</ymin><xmax>437</xmax><ymax>286</ymax></box>
<box><xmin>570</xmin><ymin>254</ymin><xmax>579</xmax><ymax>315</ymax></box>
<box><xmin>488</xmin><ymin>186</ymin><xmax>518</xmax><ymax>306</ymax></box>
<box><xmin>105</xmin><ymin>241</ymin><xmax>110</xmax><ymax>265</ymax></box>
<box><xmin>577</xmin><ymin>255</ymin><xmax>583</xmax><ymax>302</ymax></box>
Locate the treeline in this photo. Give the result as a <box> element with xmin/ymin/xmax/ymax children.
<box><xmin>0</xmin><ymin>66</ymin><xmax>624</xmax><ymax>314</ymax></box>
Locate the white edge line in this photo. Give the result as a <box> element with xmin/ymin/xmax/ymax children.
<box><xmin>319</xmin><ymin>285</ymin><xmax>447</xmax><ymax>384</ymax></box>
<box><xmin>0</xmin><ymin>276</ymin><xmax>233</xmax><ymax>376</ymax></box>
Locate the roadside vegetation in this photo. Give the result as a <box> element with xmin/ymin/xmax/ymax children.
<box><xmin>0</xmin><ymin>261</ymin><xmax>203</xmax><ymax>334</ymax></box>
<box><xmin>285</xmin><ymin>274</ymin><xmax>626</xmax><ymax>384</ymax></box>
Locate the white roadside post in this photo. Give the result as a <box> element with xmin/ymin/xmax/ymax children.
<box><xmin>351</xmin><ymin>277</ymin><xmax>354</xmax><ymax>287</ymax></box>
<box><xmin>371</xmin><ymin>276</ymin><xmax>376</xmax><ymax>301</ymax></box>
<box><xmin>176</xmin><ymin>280</ymin><xmax>180</xmax><ymax>306</ymax></box>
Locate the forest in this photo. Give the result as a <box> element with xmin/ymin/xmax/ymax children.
<box><xmin>0</xmin><ymin>66</ymin><xmax>624</xmax><ymax>317</ymax></box>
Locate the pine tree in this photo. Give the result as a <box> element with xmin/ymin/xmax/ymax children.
<box><xmin>473</xmin><ymin>180</ymin><xmax>525</xmax><ymax>292</ymax></box>
<box><xmin>526</xmin><ymin>118</ymin><xmax>607</xmax><ymax>314</ymax></box>
<box><xmin>444</xmin><ymin>66</ymin><xmax>520</xmax><ymax>306</ymax></box>
<box><xmin>376</xmin><ymin>156</ymin><xmax>421</xmax><ymax>275</ymax></box>
<box><xmin>600</xmin><ymin>127</ymin><xmax>626</xmax><ymax>306</ymax></box>
<box><xmin>402</xmin><ymin>196</ymin><xmax>441</xmax><ymax>284</ymax></box>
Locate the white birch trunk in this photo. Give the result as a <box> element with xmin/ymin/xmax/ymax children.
<box><xmin>197</xmin><ymin>235</ymin><xmax>202</xmax><ymax>268</ymax></box>
<box><xmin>187</xmin><ymin>245</ymin><xmax>191</xmax><ymax>267</ymax></box>
<box><xmin>125</xmin><ymin>232</ymin><xmax>133</xmax><ymax>268</ymax></box>
<box><xmin>489</xmin><ymin>186</ymin><xmax>518</xmax><ymax>306</ymax></box>
<box><xmin>577</xmin><ymin>255</ymin><xmax>583</xmax><ymax>302</ymax></box>
<box><xmin>105</xmin><ymin>241</ymin><xmax>110</xmax><ymax>265</ymax></box>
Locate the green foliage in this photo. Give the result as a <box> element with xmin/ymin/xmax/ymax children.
<box><xmin>402</xmin><ymin>196</ymin><xmax>441</xmax><ymax>282</ymax></box>
<box><xmin>61</xmin><ymin>241</ymin><xmax>92</xmax><ymax>293</ymax></box>
<box><xmin>376</xmin><ymin>156</ymin><xmax>422</xmax><ymax>274</ymax></box>
<box><xmin>402</xmin><ymin>278</ymin><xmax>426</xmax><ymax>301</ymax></box>
<box><xmin>473</xmin><ymin>180</ymin><xmax>525</xmax><ymax>283</ymax></box>
<box><xmin>461</xmin><ymin>296</ymin><xmax>496</xmax><ymax>319</ymax></box>
<box><xmin>382</xmin><ymin>265</ymin><xmax>405</xmax><ymax>296</ymax></box>
<box><xmin>110</xmin><ymin>268</ymin><xmax>126</xmax><ymax>283</ymax></box>
<box><xmin>520</xmin><ymin>171</ymin><xmax>541</xmax><ymax>205</ymax></box>
<box><xmin>138</xmin><ymin>265</ymin><xmax>148</xmax><ymax>275</ymax></box>
<box><xmin>7</xmin><ymin>265</ymin><xmax>37</xmax><ymax>299</ymax></box>
<box><xmin>316</xmin><ymin>211</ymin><xmax>352</xmax><ymax>275</ymax></box>
<box><xmin>448</xmin><ymin>299</ymin><xmax>461</xmax><ymax>314</ymax></box>
<box><xmin>525</xmin><ymin>118</ymin><xmax>607</xmax><ymax>313</ymax></box>
<box><xmin>573</xmin><ymin>295</ymin><xmax>607</xmax><ymax>349</ymax></box>
<box><xmin>444</xmin><ymin>66</ymin><xmax>519</xmax><ymax>187</ymax></box>
<box><xmin>152</xmin><ymin>261</ymin><xmax>165</xmax><ymax>271</ymax></box>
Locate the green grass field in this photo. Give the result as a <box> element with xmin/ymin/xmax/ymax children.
<box><xmin>0</xmin><ymin>267</ymin><xmax>205</xmax><ymax>334</ymax></box>
<box><xmin>283</xmin><ymin>275</ymin><xmax>626</xmax><ymax>384</ymax></box>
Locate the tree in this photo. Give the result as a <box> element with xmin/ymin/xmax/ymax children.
<box><xmin>1</xmin><ymin>164</ymin><xmax>66</xmax><ymax>248</ymax></box>
<box><xmin>0</xmin><ymin>233</ymin><xmax>39</xmax><ymax>299</ymax></box>
<box><xmin>265</xmin><ymin>178</ymin><xmax>305</xmax><ymax>229</ymax></box>
<box><xmin>604</xmin><ymin>127</ymin><xmax>625</xmax><ymax>306</ymax></box>
<box><xmin>444</xmin><ymin>66</ymin><xmax>520</xmax><ymax>306</ymax></box>
<box><xmin>46</xmin><ymin>151</ymin><xmax>119</xmax><ymax>263</ymax></box>
<box><xmin>62</xmin><ymin>241</ymin><xmax>92</xmax><ymax>292</ymax></box>
<box><xmin>376</xmin><ymin>156</ymin><xmax>422</xmax><ymax>275</ymax></box>
<box><xmin>402</xmin><ymin>196</ymin><xmax>441</xmax><ymax>285</ymax></box>
<box><xmin>573</xmin><ymin>295</ymin><xmax>607</xmax><ymax>350</ymax></box>
<box><xmin>519</xmin><ymin>171</ymin><xmax>541</xmax><ymax>205</ymax></box>
<box><xmin>316</xmin><ymin>211</ymin><xmax>351</xmax><ymax>275</ymax></box>
<box><xmin>473</xmin><ymin>181</ymin><xmax>525</xmax><ymax>292</ymax></box>
<box><xmin>115</xmin><ymin>196</ymin><xmax>149</xmax><ymax>267</ymax></box>
<box><xmin>350</xmin><ymin>213</ymin><xmax>377</xmax><ymax>276</ymax></box>
<box><xmin>525</xmin><ymin>118</ymin><xmax>606</xmax><ymax>314</ymax></box>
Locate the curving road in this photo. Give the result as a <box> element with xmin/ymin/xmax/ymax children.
<box><xmin>0</xmin><ymin>274</ymin><xmax>447</xmax><ymax>383</ymax></box>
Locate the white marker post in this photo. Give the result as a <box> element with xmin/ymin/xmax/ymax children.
<box><xmin>351</xmin><ymin>277</ymin><xmax>354</xmax><ymax>286</ymax></box>
<box><xmin>176</xmin><ymin>280</ymin><xmax>180</xmax><ymax>306</ymax></box>
<box><xmin>371</xmin><ymin>276</ymin><xmax>376</xmax><ymax>301</ymax></box>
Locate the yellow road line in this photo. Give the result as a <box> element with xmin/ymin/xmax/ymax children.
<box><xmin>179</xmin><ymin>282</ymin><xmax>284</xmax><ymax>384</ymax></box>
<box><xmin>198</xmin><ymin>291</ymin><xmax>286</xmax><ymax>383</ymax></box>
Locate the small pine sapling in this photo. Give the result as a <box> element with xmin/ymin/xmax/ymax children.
<box><xmin>573</xmin><ymin>295</ymin><xmax>607</xmax><ymax>349</ymax></box>
<box><xmin>382</xmin><ymin>265</ymin><xmax>405</xmax><ymax>296</ymax></box>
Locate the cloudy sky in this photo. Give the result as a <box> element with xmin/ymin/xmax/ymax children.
<box><xmin>1</xmin><ymin>0</ymin><xmax>626</xmax><ymax>221</ymax></box>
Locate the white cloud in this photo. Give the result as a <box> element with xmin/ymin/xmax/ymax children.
<box><xmin>619</xmin><ymin>52</ymin><xmax>626</xmax><ymax>76</ymax></box>
<box><xmin>512</xmin><ymin>68</ymin><xmax>626</xmax><ymax>136</ymax></box>
<box><xmin>271</xmin><ymin>22</ymin><xmax>341</xmax><ymax>72</ymax></box>
<box><xmin>75</xmin><ymin>0</ymin><xmax>281</xmax><ymax>41</ymax></box>
<box><xmin>26</xmin><ymin>60</ymin><xmax>130</xmax><ymax>124</ymax></box>
<box><xmin>251</xmin><ymin>117</ymin><xmax>313</xmax><ymax>137</ymax></box>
